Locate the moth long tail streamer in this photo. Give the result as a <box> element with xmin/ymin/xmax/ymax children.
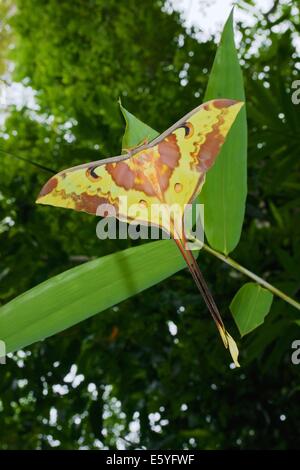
<box><xmin>173</xmin><ymin>234</ymin><xmax>240</xmax><ymax>367</ymax></box>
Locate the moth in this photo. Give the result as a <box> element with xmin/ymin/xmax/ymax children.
<box><xmin>37</xmin><ymin>99</ymin><xmax>244</xmax><ymax>366</ymax></box>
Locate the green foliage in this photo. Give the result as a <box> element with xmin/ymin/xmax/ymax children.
<box><xmin>0</xmin><ymin>240</ymin><xmax>186</xmax><ymax>354</ymax></box>
<box><xmin>0</xmin><ymin>0</ymin><xmax>300</xmax><ymax>451</ymax></box>
<box><xmin>9</xmin><ymin>0</ymin><xmax>214</xmax><ymax>152</ymax></box>
<box><xmin>230</xmin><ymin>283</ymin><xmax>273</xmax><ymax>336</ymax></box>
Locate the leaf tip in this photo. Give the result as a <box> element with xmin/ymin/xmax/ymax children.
<box><xmin>226</xmin><ymin>332</ymin><xmax>240</xmax><ymax>368</ymax></box>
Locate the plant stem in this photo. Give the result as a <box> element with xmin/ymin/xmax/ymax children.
<box><xmin>187</xmin><ymin>235</ymin><xmax>300</xmax><ymax>311</ymax></box>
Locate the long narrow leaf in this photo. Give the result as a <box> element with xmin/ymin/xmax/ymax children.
<box><xmin>199</xmin><ymin>10</ymin><xmax>247</xmax><ymax>255</ymax></box>
<box><xmin>0</xmin><ymin>241</ymin><xmax>186</xmax><ymax>354</ymax></box>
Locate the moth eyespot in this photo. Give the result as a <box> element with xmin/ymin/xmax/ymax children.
<box><xmin>139</xmin><ymin>199</ymin><xmax>148</xmax><ymax>207</ymax></box>
<box><xmin>174</xmin><ymin>183</ymin><xmax>183</xmax><ymax>193</ymax></box>
<box><xmin>86</xmin><ymin>166</ymin><xmax>101</xmax><ymax>182</ymax></box>
<box><xmin>178</xmin><ymin>122</ymin><xmax>194</xmax><ymax>139</ymax></box>
<box><xmin>184</xmin><ymin>122</ymin><xmax>194</xmax><ymax>138</ymax></box>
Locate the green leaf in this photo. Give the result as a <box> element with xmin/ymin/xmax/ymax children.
<box><xmin>0</xmin><ymin>240</ymin><xmax>187</xmax><ymax>354</ymax></box>
<box><xmin>119</xmin><ymin>99</ymin><xmax>159</xmax><ymax>151</ymax></box>
<box><xmin>230</xmin><ymin>282</ymin><xmax>273</xmax><ymax>336</ymax></box>
<box><xmin>199</xmin><ymin>9</ymin><xmax>247</xmax><ymax>255</ymax></box>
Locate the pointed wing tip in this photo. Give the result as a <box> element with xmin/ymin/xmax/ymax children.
<box><xmin>214</xmin><ymin>98</ymin><xmax>244</xmax><ymax>108</ymax></box>
<box><xmin>35</xmin><ymin>193</ymin><xmax>53</xmax><ymax>206</ymax></box>
<box><xmin>35</xmin><ymin>175</ymin><xmax>59</xmax><ymax>205</ymax></box>
<box><xmin>232</xmin><ymin>100</ymin><xmax>245</xmax><ymax>116</ymax></box>
<box><xmin>35</xmin><ymin>196</ymin><xmax>46</xmax><ymax>205</ymax></box>
<box><xmin>234</xmin><ymin>99</ymin><xmax>245</xmax><ymax>108</ymax></box>
<box><xmin>204</xmin><ymin>98</ymin><xmax>244</xmax><ymax>116</ymax></box>
<box><xmin>223</xmin><ymin>99</ymin><xmax>245</xmax><ymax>122</ymax></box>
